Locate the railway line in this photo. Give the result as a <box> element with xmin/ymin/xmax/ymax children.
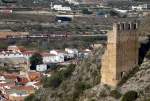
<box><xmin>7</xmin><ymin>34</ymin><xmax>107</xmax><ymax>39</ymax></box>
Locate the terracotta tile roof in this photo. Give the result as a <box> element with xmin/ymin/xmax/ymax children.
<box><xmin>23</xmin><ymin>51</ymin><xmax>36</xmax><ymax>55</ymax></box>
<box><xmin>2</xmin><ymin>73</ymin><xmax>18</xmax><ymax>80</ymax></box>
<box><xmin>17</xmin><ymin>76</ymin><xmax>29</xmax><ymax>84</ymax></box>
<box><xmin>28</xmin><ymin>71</ymin><xmax>42</xmax><ymax>81</ymax></box>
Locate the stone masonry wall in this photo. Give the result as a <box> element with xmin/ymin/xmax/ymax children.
<box><xmin>101</xmin><ymin>21</ymin><xmax>139</xmax><ymax>87</ymax></box>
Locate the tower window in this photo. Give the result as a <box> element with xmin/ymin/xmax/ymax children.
<box><xmin>128</xmin><ymin>24</ymin><xmax>131</xmax><ymax>30</ymax></box>
<box><xmin>121</xmin><ymin>71</ymin><xmax>126</xmax><ymax>79</ymax></box>
<box><xmin>122</xmin><ymin>24</ymin><xmax>125</xmax><ymax>30</ymax></box>
<box><xmin>133</xmin><ymin>24</ymin><xmax>137</xmax><ymax>30</ymax></box>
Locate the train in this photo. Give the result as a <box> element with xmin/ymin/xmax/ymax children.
<box><xmin>1</xmin><ymin>0</ymin><xmax>17</xmax><ymax>3</ymax></box>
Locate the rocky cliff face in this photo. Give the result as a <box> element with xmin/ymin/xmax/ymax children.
<box><xmin>79</xmin><ymin>57</ymin><xmax>150</xmax><ymax>101</ymax></box>
<box><xmin>120</xmin><ymin>58</ymin><xmax>150</xmax><ymax>100</ymax></box>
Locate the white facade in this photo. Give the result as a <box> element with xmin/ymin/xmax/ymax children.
<box><xmin>53</xmin><ymin>5</ymin><xmax>71</xmax><ymax>11</ymax></box>
<box><xmin>79</xmin><ymin>49</ymin><xmax>92</xmax><ymax>59</ymax></box>
<box><xmin>65</xmin><ymin>48</ymin><xmax>78</xmax><ymax>54</ymax></box>
<box><xmin>65</xmin><ymin>0</ymin><xmax>79</xmax><ymax>5</ymax></box>
<box><xmin>132</xmin><ymin>4</ymin><xmax>148</xmax><ymax>11</ymax></box>
<box><xmin>65</xmin><ymin>48</ymin><xmax>78</xmax><ymax>58</ymax></box>
<box><xmin>36</xmin><ymin>64</ymin><xmax>47</xmax><ymax>72</ymax></box>
<box><xmin>42</xmin><ymin>54</ymin><xmax>58</xmax><ymax>63</ymax></box>
<box><xmin>50</xmin><ymin>50</ymin><xmax>65</xmax><ymax>63</ymax></box>
<box><xmin>43</xmin><ymin>55</ymin><xmax>64</xmax><ymax>63</ymax></box>
<box><xmin>0</xmin><ymin>51</ymin><xmax>24</xmax><ymax>59</ymax></box>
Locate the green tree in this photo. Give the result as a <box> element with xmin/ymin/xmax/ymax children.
<box><xmin>24</xmin><ymin>94</ymin><xmax>40</xmax><ymax>101</ymax></box>
<box><xmin>30</xmin><ymin>52</ymin><xmax>43</xmax><ymax>70</ymax></box>
<box><xmin>110</xmin><ymin>89</ymin><xmax>122</xmax><ymax>99</ymax></box>
<box><xmin>82</xmin><ymin>8</ymin><xmax>93</xmax><ymax>15</ymax></box>
<box><xmin>121</xmin><ymin>91</ymin><xmax>138</xmax><ymax>101</ymax></box>
<box><xmin>43</xmin><ymin>64</ymin><xmax>76</xmax><ymax>88</ymax></box>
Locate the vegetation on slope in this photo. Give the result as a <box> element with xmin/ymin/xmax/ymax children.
<box><xmin>25</xmin><ymin>47</ymin><xmax>105</xmax><ymax>101</ymax></box>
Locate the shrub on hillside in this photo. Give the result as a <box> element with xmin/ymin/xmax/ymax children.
<box><xmin>73</xmin><ymin>81</ymin><xmax>91</xmax><ymax>100</ymax></box>
<box><xmin>43</xmin><ymin>64</ymin><xmax>76</xmax><ymax>88</ymax></box>
<box><xmin>121</xmin><ymin>91</ymin><xmax>138</xmax><ymax>101</ymax></box>
<box><xmin>145</xmin><ymin>99</ymin><xmax>150</xmax><ymax>101</ymax></box>
<box><xmin>109</xmin><ymin>89</ymin><xmax>122</xmax><ymax>99</ymax></box>
<box><xmin>81</xmin><ymin>8</ymin><xmax>93</xmax><ymax>15</ymax></box>
<box><xmin>24</xmin><ymin>94</ymin><xmax>38</xmax><ymax>101</ymax></box>
<box><xmin>146</xmin><ymin>50</ymin><xmax>150</xmax><ymax>59</ymax></box>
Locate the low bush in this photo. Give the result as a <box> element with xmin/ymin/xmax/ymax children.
<box><xmin>24</xmin><ymin>94</ymin><xmax>39</xmax><ymax>101</ymax></box>
<box><xmin>109</xmin><ymin>89</ymin><xmax>122</xmax><ymax>99</ymax></box>
<box><xmin>73</xmin><ymin>81</ymin><xmax>91</xmax><ymax>100</ymax></box>
<box><xmin>146</xmin><ymin>50</ymin><xmax>150</xmax><ymax>59</ymax></box>
<box><xmin>121</xmin><ymin>91</ymin><xmax>138</xmax><ymax>101</ymax></box>
<box><xmin>43</xmin><ymin>64</ymin><xmax>75</xmax><ymax>88</ymax></box>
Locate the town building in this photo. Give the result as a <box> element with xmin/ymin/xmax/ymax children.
<box><xmin>132</xmin><ymin>4</ymin><xmax>150</xmax><ymax>11</ymax></box>
<box><xmin>0</xmin><ymin>51</ymin><xmax>24</xmax><ymax>59</ymax></box>
<box><xmin>65</xmin><ymin>0</ymin><xmax>79</xmax><ymax>5</ymax></box>
<box><xmin>65</xmin><ymin>48</ymin><xmax>78</xmax><ymax>59</ymax></box>
<box><xmin>50</xmin><ymin>50</ymin><xmax>66</xmax><ymax>63</ymax></box>
<box><xmin>78</xmin><ymin>49</ymin><xmax>92</xmax><ymax>59</ymax></box>
<box><xmin>42</xmin><ymin>52</ymin><xmax>58</xmax><ymax>63</ymax></box>
<box><xmin>36</xmin><ymin>64</ymin><xmax>47</xmax><ymax>72</ymax></box>
<box><xmin>7</xmin><ymin>45</ymin><xmax>26</xmax><ymax>53</ymax></box>
<box><xmin>52</xmin><ymin>5</ymin><xmax>71</xmax><ymax>11</ymax></box>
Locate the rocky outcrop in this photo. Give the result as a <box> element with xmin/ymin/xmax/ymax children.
<box><xmin>78</xmin><ymin>58</ymin><xmax>150</xmax><ymax>101</ymax></box>
<box><xmin>119</xmin><ymin>59</ymin><xmax>150</xmax><ymax>100</ymax></box>
<box><xmin>79</xmin><ymin>84</ymin><xmax>117</xmax><ymax>101</ymax></box>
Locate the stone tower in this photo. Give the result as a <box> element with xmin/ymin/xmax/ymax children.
<box><xmin>101</xmin><ymin>21</ymin><xmax>139</xmax><ymax>87</ymax></box>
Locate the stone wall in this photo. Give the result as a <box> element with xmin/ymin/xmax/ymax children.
<box><xmin>101</xmin><ymin>21</ymin><xmax>139</xmax><ymax>87</ymax></box>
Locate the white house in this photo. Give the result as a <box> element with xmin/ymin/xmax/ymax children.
<box><xmin>42</xmin><ymin>51</ymin><xmax>66</xmax><ymax>63</ymax></box>
<box><xmin>52</xmin><ymin>5</ymin><xmax>71</xmax><ymax>11</ymax></box>
<box><xmin>0</xmin><ymin>51</ymin><xmax>24</xmax><ymax>59</ymax></box>
<box><xmin>65</xmin><ymin>0</ymin><xmax>79</xmax><ymax>5</ymax></box>
<box><xmin>36</xmin><ymin>64</ymin><xmax>47</xmax><ymax>72</ymax></box>
<box><xmin>42</xmin><ymin>52</ymin><xmax>58</xmax><ymax>63</ymax></box>
<box><xmin>65</xmin><ymin>48</ymin><xmax>78</xmax><ymax>58</ymax></box>
<box><xmin>79</xmin><ymin>49</ymin><xmax>92</xmax><ymax>59</ymax></box>
<box><xmin>50</xmin><ymin>50</ymin><xmax>65</xmax><ymax>63</ymax></box>
<box><xmin>0</xmin><ymin>76</ymin><xmax>5</xmax><ymax>81</ymax></box>
<box><xmin>132</xmin><ymin>4</ymin><xmax>149</xmax><ymax>11</ymax></box>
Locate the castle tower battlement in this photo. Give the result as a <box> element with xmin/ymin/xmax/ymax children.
<box><xmin>101</xmin><ymin>21</ymin><xmax>139</xmax><ymax>87</ymax></box>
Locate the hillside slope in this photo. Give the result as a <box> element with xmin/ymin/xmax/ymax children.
<box><xmin>25</xmin><ymin>47</ymin><xmax>150</xmax><ymax>101</ymax></box>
